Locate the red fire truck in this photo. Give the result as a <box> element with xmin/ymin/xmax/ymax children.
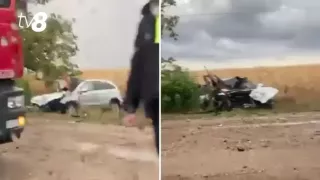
<box><xmin>0</xmin><ymin>0</ymin><xmax>26</xmax><ymax>144</ymax></box>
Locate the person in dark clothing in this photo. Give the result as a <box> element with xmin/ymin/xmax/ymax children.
<box><xmin>123</xmin><ymin>0</ymin><xmax>159</xmax><ymax>154</ymax></box>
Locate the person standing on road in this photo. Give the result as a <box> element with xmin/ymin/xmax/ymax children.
<box><xmin>122</xmin><ymin>0</ymin><xmax>160</xmax><ymax>154</ymax></box>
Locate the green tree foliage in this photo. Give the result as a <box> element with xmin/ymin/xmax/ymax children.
<box><xmin>161</xmin><ymin>1</ymin><xmax>200</xmax><ymax>112</ymax></box>
<box><xmin>17</xmin><ymin>0</ymin><xmax>81</xmax><ymax>87</ymax></box>
<box><xmin>16</xmin><ymin>79</ymin><xmax>32</xmax><ymax>104</ymax></box>
<box><xmin>22</xmin><ymin>14</ymin><xmax>80</xmax><ymax>82</ymax></box>
<box><xmin>161</xmin><ymin>0</ymin><xmax>179</xmax><ymax>64</ymax></box>
<box><xmin>162</xmin><ymin>64</ymin><xmax>200</xmax><ymax>112</ymax></box>
<box><xmin>161</xmin><ymin>0</ymin><xmax>179</xmax><ymax>40</ymax></box>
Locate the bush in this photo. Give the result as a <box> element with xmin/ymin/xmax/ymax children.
<box><xmin>161</xmin><ymin>64</ymin><xmax>200</xmax><ymax>113</ymax></box>
<box><xmin>16</xmin><ymin>79</ymin><xmax>32</xmax><ymax>105</ymax></box>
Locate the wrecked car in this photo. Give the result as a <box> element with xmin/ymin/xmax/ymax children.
<box><xmin>30</xmin><ymin>78</ymin><xmax>123</xmax><ymax>116</ymax></box>
<box><xmin>30</xmin><ymin>90</ymin><xmax>68</xmax><ymax>112</ymax></box>
<box><xmin>60</xmin><ymin>78</ymin><xmax>123</xmax><ymax>117</ymax></box>
<box><xmin>199</xmin><ymin>72</ymin><xmax>279</xmax><ymax>112</ymax></box>
<box><xmin>30</xmin><ymin>79</ymin><xmax>71</xmax><ymax>112</ymax></box>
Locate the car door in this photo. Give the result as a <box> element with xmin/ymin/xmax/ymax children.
<box><xmin>78</xmin><ymin>81</ymin><xmax>97</xmax><ymax>106</ymax></box>
<box><xmin>92</xmin><ymin>81</ymin><xmax>117</xmax><ymax>106</ymax></box>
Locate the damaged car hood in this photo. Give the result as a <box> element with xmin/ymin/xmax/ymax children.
<box><xmin>249</xmin><ymin>84</ymin><xmax>279</xmax><ymax>103</ymax></box>
<box><xmin>31</xmin><ymin>92</ymin><xmax>66</xmax><ymax>106</ymax></box>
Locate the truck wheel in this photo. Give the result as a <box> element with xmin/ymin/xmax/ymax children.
<box><xmin>0</xmin><ymin>132</ymin><xmax>12</xmax><ymax>144</ymax></box>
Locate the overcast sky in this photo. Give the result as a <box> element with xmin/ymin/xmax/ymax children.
<box><xmin>162</xmin><ymin>0</ymin><xmax>320</xmax><ymax>69</ymax></box>
<box><xmin>30</xmin><ymin>0</ymin><xmax>147</xmax><ymax>69</ymax></box>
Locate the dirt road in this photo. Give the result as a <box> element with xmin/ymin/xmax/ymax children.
<box><xmin>0</xmin><ymin>117</ymin><xmax>158</xmax><ymax>180</ymax></box>
<box><xmin>162</xmin><ymin>112</ymin><xmax>320</xmax><ymax>180</ymax></box>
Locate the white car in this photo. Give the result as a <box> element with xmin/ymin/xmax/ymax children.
<box><xmin>30</xmin><ymin>78</ymin><xmax>123</xmax><ymax>115</ymax></box>
<box><xmin>60</xmin><ymin>79</ymin><xmax>123</xmax><ymax>115</ymax></box>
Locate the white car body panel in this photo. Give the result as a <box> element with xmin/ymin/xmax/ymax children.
<box><xmin>249</xmin><ymin>84</ymin><xmax>279</xmax><ymax>103</ymax></box>
<box><xmin>30</xmin><ymin>92</ymin><xmax>66</xmax><ymax>107</ymax></box>
<box><xmin>31</xmin><ymin>79</ymin><xmax>123</xmax><ymax>109</ymax></box>
<box><xmin>60</xmin><ymin>79</ymin><xmax>123</xmax><ymax>108</ymax></box>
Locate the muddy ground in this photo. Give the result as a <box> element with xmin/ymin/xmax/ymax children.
<box><xmin>0</xmin><ymin>117</ymin><xmax>158</xmax><ymax>180</ymax></box>
<box><xmin>162</xmin><ymin>112</ymin><xmax>320</xmax><ymax>180</ymax></box>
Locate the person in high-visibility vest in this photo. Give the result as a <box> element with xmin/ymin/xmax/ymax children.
<box><xmin>123</xmin><ymin>0</ymin><xmax>160</xmax><ymax>154</ymax></box>
<box><xmin>154</xmin><ymin>14</ymin><xmax>160</xmax><ymax>44</ymax></box>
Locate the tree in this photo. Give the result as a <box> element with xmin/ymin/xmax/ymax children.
<box><xmin>162</xmin><ymin>65</ymin><xmax>200</xmax><ymax>112</ymax></box>
<box><xmin>161</xmin><ymin>0</ymin><xmax>179</xmax><ymax>64</ymax></box>
<box><xmin>161</xmin><ymin>0</ymin><xmax>200</xmax><ymax>113</ymax></box>
<box><xmin>161</xmin><ymin>0</ymin><xmax>179</xmax><ymax>40</ymax></box>
<box><xmin>17</xmin><ymin>0</ymin><xmax>81</xmax><ymax>86</ymax></box>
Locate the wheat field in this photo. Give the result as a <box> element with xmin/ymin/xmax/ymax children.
<box><xmin>193</xmin><ymin>64</ymin><xmax>320</xmax><ymax>104</ymax></box>
<box><xmin>27</xmin><ymin>69</ymin><xmax>130</xmax><ymax>95</ymax></box>
<box><xmin>28</xmin><ymin>64</ymin><xmax>320</xmax><ymax>105</ymax></box>
<box><xmin>81</xmin><ymin>69</ymin><xmax>130</xmax><ymax>93</ymax></box>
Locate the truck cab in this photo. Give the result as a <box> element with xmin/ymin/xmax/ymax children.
<box><xmin>0</xmin><ymin>0</ymin><xmax>26</xmax><ymax>144</ymax></box>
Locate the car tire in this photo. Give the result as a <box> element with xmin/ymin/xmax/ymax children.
<box><xmin>110</xmin><ymin>100</ymin><xmax>120</xmax><ymax>113</ymax></box>
<box><xmin>254</xmin><ymin>99</ymin><xmax>274</xmax><ymax>109</ymax></box>
<box><xmin>110</xmin><ymin>99</ymin><xmax>121</xmax><ymax>119</ymax></box>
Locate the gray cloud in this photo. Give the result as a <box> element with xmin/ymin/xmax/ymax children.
<box><xmin>162</xmin><ymin>0</ymin><xmax>320</xmax><ymax>61</ymax></box>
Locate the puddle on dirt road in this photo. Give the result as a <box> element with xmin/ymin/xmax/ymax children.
<box><xmin>107</xmin><ymin>146</ymin><xmax>158</xmax><ymax>163</ymax></box>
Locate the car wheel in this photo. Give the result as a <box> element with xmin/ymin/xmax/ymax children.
<box><xmin>110</xmin><ymin>101</ymin><xmax>120</xmax><ymax>113</ymax></box>
<box><xmin>110</xmin><ymin>100</ymin><xmax>121</xmax><ymax>119</ymax></box>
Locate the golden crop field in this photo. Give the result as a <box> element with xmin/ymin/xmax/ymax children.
<box><xmin>81</xmin><ymin>69</ymin><xmax>130</xmax><ymax>93</ymax></box>
<box><xmin>193</xmin><ymin>64</ymin><xmax>320</xmax><ymax>105</ymax></box>
<box><xmin>27</xmin><ymin>69</ymin><xmax>130</xmax><ymax>95</ymax></box>
<box><xmin>27</xmin><ymin>64</ymin><xmax>320</xmax><ymax>107</ymax></box>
